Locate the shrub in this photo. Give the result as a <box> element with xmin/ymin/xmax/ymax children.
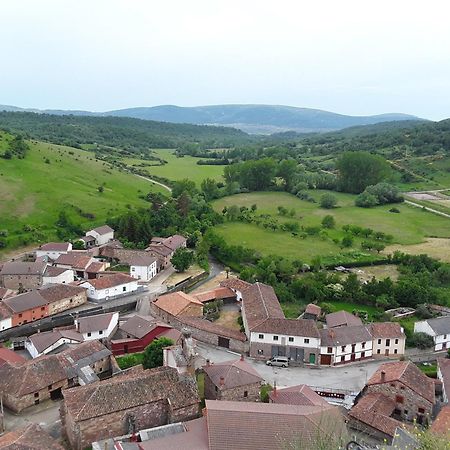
<box><xmin>260</xmin><ymin>383</ymin><xmax>273</xmax><ymax>402</ymax></box>
<box><xmin>389</xmin><ymin>207</ymin><xmax>400</xmax><ymax>213</ymax></box>
<box><xmin>409</xmin><ymin>332</ymin><xmax>434</xmax><ymax>349</ymax></box>
<box><xmin>320</xmin><ymin>193</ymin><xmax>337</xmax><ymax>209</ymax></box>
<box><xmin>321</xmin><ymin>215</ymin><xmax>335</xmax><ymax>229</ymax></box>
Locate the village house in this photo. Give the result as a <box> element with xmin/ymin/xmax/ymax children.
<box><xmin>369</xmin><ymin>322</ymin><xmax>406</xmax><ymax>357</ymax></box>
<box><xmin>25</xmin><ymin>328</ymin><xmax>84</xmax><ymax>358</ymax></box>
<box><xmin>0</xmin><ymin>303</ymin><xmax>12</xmax><ymax>331</ymax></box>
<box><xmin>430</xmin><ymin>405</ymin><xmax>450</xmax><ymax>437</ymax></box>
<box><xmin>151</xmin><ymin>291</ymin><xmax>204</xmax><ymax>321</ymax></box>
<box><xmin>269</xmin><ymin>383</ymin><xmax>331</xmax><ymax>407</ymax></box>
<box><xmin>42</xmin><ymin>266</ymin><xmax>74</xmax><ymax>285</ymax></box>
<box><xmin>0</xmin><ymin>340</ymin><xmax>113</xmax><ymax>413</ymax></box>
<box><xmin>80</xmin><ymin>273</ymin><xmax>139</xmax><ymax>301</ymax></box>
<box><xmin>54</xmin><ymin>252</ymin><xmax>96</xmax><ymax>278</ymax></box>
<box><xmin>36</xmin><ymin>242</ymin><xmax>72</xmax><ymax>261</ymax></box>
<box><xmin>0</xmin><ymin>346</ymin><xmax>26</xmax><ymax>367</ymax></box>
<box><xmin>325</xmin><ymin>310</ymin><xmax>363</xmax><ymax>328</ymax></box>
<box><xmin>84</xmin><ymin>225</ymin><xmax>115</xmax><ymax>247</ymax></box>
<box><xmin>111</xmin><ymin>315</ymin><xmax>181</xmax><ymax>355</ymax></box>
<box><xmin>0</xmin><ymin>259</ymin><xmax>47</xmax><ymax>290</ymax></box>
<box><xmin>319</xmin><ymin>325</ymin><xmax>373</xmax><ymax>365</ymax></box>
<box><xmin>61</xmin><ymin>366</ymin><xmax>200</xmax><ymax>450</ymax></box>
<box><xmin>0</xmin><ymin>287</ymin><xmax>16</xmax><ymax>300</ymax></box>
<box><xmin>193</xmin><ymin>286</ymin><xmax>237</xmax><ymax>304</ymax></box>
<box><xmin>302</xmin><ymin>303</ymin><xmax>321</xmax><ymax>320</ymax></box>
<box><xmin>1</xmin><ymin>290</ymin><xmax>48</xmax><ymax>327</ymax></box>
<box><xmin>129</xmin><ymin>254</ymin><xmax>158</xmax><ymax>281</ymax></box>
<box><xmin>0</xmin><ymin>423</ymin><xmax>65</xmax><ymax>450</ymax></box>
<box><xmin>75</xmin><ymin>311</ymin><xmax>119</xmax><ymax>342</ymax></box>
<box><xmin>437</xmin><ymin>357</ymin><xmax>450</xmax><ymax>403</ymax></box>
<box><xmin>163</xmin><ymin>329</ymin><xmax>196</xmax><ymax>375</ymax></box>
<box><xmin>414</xmin><ymin>316</ymin><xmax>450</xmax><ymax>352</ymax></box>
<box><xmin>39</xmin><ymin>283</ymin><xmax>88</xmax><ymax>315</ymax></box>
<box><xmin>203</xmin><ymin>356</ymin><xmax>263</xmax><ymax>402</ymax></box>
<box><xmin>146</xmin><ymin>234</ymin><xmax>187</xmax><ymax>270</ymax></box>
<box><xmin>220</xmin><ymin>277</ymin><xmax>252</xmax><ymax>301</ymax></box>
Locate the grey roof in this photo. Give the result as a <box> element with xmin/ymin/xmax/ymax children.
<box><xmin>29</xmin><ymin>329</ymin><xmax>83</xmax><ymax>353</ymax></box>
<box><xmin>0</xmin><ymin>260</ymin><xmax>47</xmax><ymax>276</ymax></box>
<box><xmin>426</xmin><ymin>316</ymin><xmax>450</xmax><ymax>335</ymax></box>
<box><xmin>44</xmin><ymin>266</ymin><xmax>70</xmax><ymax>277</ymax></box>
<box><xmin>119</xmin><ymin>315</ymin><xmax>157</xmax><ymax>339</ymax></box>
<box><xmin>39</xmin><ymin>242</ymin><xmax>71</xmax><ymax>252</ymax></box>
<box><xmin>90</xmin><ymin>225</ymin><xmax>114</xmax><ymax>235</ymax></box>
<box><xmin>320</xmin><ymin>325</ymin><xmax>372</xmax><ymax>346</ymax></box>
<box><xmin>3</xmin><ymin>291</ymin><xmax>47</xmax><ymax>313</ymax></box>
<box><xmin>129</xmin><ymin>254</ymin><xmax>158</xmax><ymax>267</ymax></box>
<box><xmin>325</xmin><ymin>310</ymin><xmax>363</xmax><ymax>328</ymax></box>
<box><xmin>76</xmin><ymin>312</ymin><xmax>116</xmax><ymax>334</ymax></box>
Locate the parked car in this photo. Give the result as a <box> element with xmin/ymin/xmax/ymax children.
<box><xmin>266</xmin><ymin>356</ymin><xmax>289</xmax><ymax>368</ymax></box>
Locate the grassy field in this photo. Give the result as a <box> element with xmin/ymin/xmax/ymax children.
<box><xmin>123</xmin><ymin>149</ymin><xmax>225</xmax><ymax>185</ymax></box>
<box><xmin>212</xmin><ymin>191</ymin><xmax>450</xmax><ymax>263</ymax></box>
<box><xmin>0</xmin><ymin>133</ymin><xmax>165</xmax><ymax>254</ymax></box>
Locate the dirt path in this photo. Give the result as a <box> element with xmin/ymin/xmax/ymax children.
<box><xmin>133</xmin><ymin>174</ymin><xmax>172</xmax><ymax>193</ymax></box>
<box><xmin>384</xmin><ymin>238</ymin><xmax>450</xmax><ymax>262</ymax></box>
<box><xmin>404</xmin><ymin>199</ymin><xmax>450</xmax><ymax>219</ymax></box>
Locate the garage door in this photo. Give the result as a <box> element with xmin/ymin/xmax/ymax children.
<box><xmin>320</xmin><ymin>354</ymin><xmax>332</xmax><ymax>365</ymax></box>
<box><xmin>218</xmin><ymin>336</ymin><xmax>230</xmax><ymax>348</ymax></box>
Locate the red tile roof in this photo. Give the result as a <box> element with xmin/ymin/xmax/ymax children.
<box><xmin>89</xmin><ymin>225</ymin><xmax>114</xmax><ymax>235</ymax></box>
<box><xmin>269</xmin><ymin>384</ymin><xmax>330</xmax><ymax>406</ymax></box>
<box><xmin>430</xmin><ymin>405</ymin><xmax>450</xmax><ymax>436</ymax></box>
<box><xmin>368</xmin><ymin>361</ymin><xmax>435</xmax><ymax>404</ymax></box>
<box><xmin>54</xmin><ymin>252</ymin><xmax>93</xmax><ymax>269</ymax></box>
<box><xmin>0</xmin><ymin>346</ymin><xmax>26</xmax><ymax>367</ymax></box>
<box><xmin>39</xmin><ymin>284</ymin><xmax>86</xmax><ymax>302</ymax></box>
<box><xmin>369</xmin><ymin>322</ymin><xmax>405</xmax><ymax>339</ymax></box>
<box><xmin>154</xmin><ymin>291</ymin><xmax>203</xmax><ymax>316</ymax></box>
<box><xmin>0</xmin><ymin>423</ymin><xmax>64</xmax><ymax>449</ymax></box>
<box><xmin>220</xmin><ymin>278</ymin><xmax>252</xmax><ymax>293</ymax></box>
<box><xmin>325</xmin><ymin>310</ymin><xmax>363</xmax><ymax>328</ymax></box>
<box><xmin>39</xmin><ymin>242</ymin><xmax>71</xmax><ymax>252</ymax></box>
<box><xmin>305</xmin><ymin>304</ymin><xmax>321</xmax><ymax>316</ymax></box>
<box><xmin>84</xmin><ymin>273</ymin><xmax>136</xmax><ymax>289</ymax></box>
<box><xmin>254</xmin><ymin>318</ymin><xmax>320</xmax><ymax>338</ymax></box>
<box><xmin>29</xmin><ymin>329</ymin><xmax>83</xmax><ymax>353</ymax></box>
<box><xmin>203</xmin><ymin>358</ymin><xmax>263</xmax><ymax>390</ymax></box>
<box><xmin>0</xmin><ymin>260</ymin><xmax>47</xmax><ymax>276</ymax></box>
<box><xmin>194</xmin><ymin>287</ymin><xmax>236</xmax><ymax>303</ymax></box>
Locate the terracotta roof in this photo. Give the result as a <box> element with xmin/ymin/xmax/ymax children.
<box><xmin>86</xmin><ymin>261</ymin><xmax>105</xmax><ymax>273</ymax></box>
<box><xmin>76</xmin><ymin>312</ymin><xmax>117</xmax><ymax>334</ymax></box>
<box><xmin>425</xmin><ymin>316</ymin><xmax>450</xmax><ymax>335</ymax></box>
<box><xmin>369</xmin><ymin>322</ymin><xmax>405</xmax><ymax>339</ymax></box>
<box><xmin>320</xmin><ymin>325</ymin><xmax>372</xmax><ymax>347</ymax></box>
<box><xmin>119</xmin><ymin>315</ymin><xmax>160</xmax><ymax>339</ymax></box>
<box><xmin>83</xmin><ymin>273</ymin><xmax>136</xmax><ymax>289</ymax></box>
<box><xmin>0</xmin><ymin>260</ymin><xmax>47</xmax><ymax>276</ymax></box>
<box><xmin>205</xmin><ymin>400</ymin><xmax>345</xmax><ymax>450</ymax></box>
<box><xmin>39</xmin><ymin>284</ymin><xmax>86</xmax><ymax>302</ymax></box>
<box><xmin>90</xmin><ymin>225</ymin><xmax>114</xmax><ymax>235</ymax></box>
<box><xmin>269</xmin><ymin>384</ymin><xmax>330</xmax><ymax>407</ymax></box>
<box><xmin>146</xmin><ymin>244</ymin><xmax>173</xmax><ymax>257</ymax></box>
<box><xmin>178</xmin><ymin>316</ymin><xmax>247</xmax><ymax>342</ymax></box>
<box><xmin>430</xmin><ymin>405</ymin><xmax>450</xmax><ymax>436</ymax></box>
<box><xmin>158</xmin><ymin>328</ymin><xmax>182</xmax><ymax>342</ymax></box>
<box><xmin>0</xmin><ymin>423</ymin><xmax>64</xmax><ymax>449</ymax></box>
<box><xmin>3</xmin><ymin>290</ymin><xmax>47</xmax><ymax>313</ymax></box>
<box><xmin>39</xmin><ymin>242</ymin><xmax>71</xmax><ymax>252</ymax></box>
<box><xmin>220</xmin><ymin>278</ymin><xmax>252</xmax><ymax>293</ymax></box>
<box><xmin>348</xmin><ymin>392</ymin><xmax>400</xmax><ymax>438</ymax></box>
<box><xmin>203</xmin><ymin>358</ymin><xmax>263</xmax><ymax>389</ymax></box>
<box><xmin>325</xmin><ymin>310</ymin><xmax>363</xmax><ymax>328</ymax></box>
<box><xmin>0</xmin><ymin>346</ymin><xmax>26</xmax><ymax>367</ymax></box>
<box><xmin>194</xmin><ymin>287</ymin><xmax>236</xmax><ymax>303</ymax></box>
<box><xmin>154</xmin><ymin>291</ymin><xmax>203</xmax><ymax>316</ymax></box>
<box><xmin>29</xmin><ymin>329</ymin><xmax>83</xmax><ymax>353</ymax></box>
<box><xmin>305</xmin><ymin>304</ymin><xmax>321</xmax><ymax>316</ymax></box>
<box><xmin>253</xmin><ymin>318</ymin><xmax>320</xmax><ymax>338</ymax></box>
<box><xmin>150</xmin><ymin>235</ymin><xmax>186</xmax><ymax>252</ymax></box>
<box><xmin>437</xmin><ymin>357</ymin><xmax>450</xmax><ymax>401</ymax></box>
<box><xmin>62</xmin><ymin>366</ymin><xmax>199</xmax><ymax>422</ymax></box>
<box><xmin>242</xmin><ymin>282</ymin><xmax>285</xmax><ymax>331</ymax></box>
<box><xmin>44</xmin><ymin>266</ymin><xmax>71</xmax><ymax>277</ymax></box>
<box><xmin>367</xmin><ymin>361</ymin><xmax>435</xmax><ymax>404</ymax></box>
<box><xmin>129</xmin><ymin>254</ymin><xmax>158</xmax><ymax>266</ymax></box>
<box><xmin>54</xmin><ymin>252</ymin><xmax>93</xmax><ymax>269</ymax></box>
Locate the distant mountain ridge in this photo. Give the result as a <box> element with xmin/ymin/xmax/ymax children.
<box><xmin>0</xmin><ymin>103</ymin><xmax>424</xmax><ymax>134</ymax></box>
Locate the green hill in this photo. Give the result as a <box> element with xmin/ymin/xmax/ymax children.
<box><xmin>0</xmin><ymin>132</ymin><xmax>165</xmax><ymax>253</ymax></box>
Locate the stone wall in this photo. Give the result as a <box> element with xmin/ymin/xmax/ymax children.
<box><xmin>48</xmin><ymin>291</ymin><xmax>88</xmax><ymax>315</ymax></box>
<box><xmin>204</xmin><ymin>373</ymin><xmax>260</xmax><ymax>402</ymax></box>
<box><xmin>1</xmin><ymin>274</ymin><xmax>42</xmax><ymax>290</ymax></box>
<box><xmin>249</xmin><ymin>341</ymin><xmax>319</xmax><ymax>365</ymax></box>
<box><xmin>347</xmin><ymin>416</ymin><xmax>393</xmax><ymax>443</ymax></box>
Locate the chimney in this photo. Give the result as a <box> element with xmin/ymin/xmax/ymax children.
<box><xmin>206</xmin><ymin>359</ymin><xmax>210</xmax><ymax>367</ymax></box>
<box><xmin>219</xmin><ymin>376</ymin><xmax>225</xmax><ymax>387</ymax></box>
<box><xmin>380</xmin><ymin>370</ymin><xmax>386</xmax><ymax>383</ymax></box>
<box><xmin>240</xmin><ymin>354</ymin><xmax>244</xmax><ymax>362</ymax></box>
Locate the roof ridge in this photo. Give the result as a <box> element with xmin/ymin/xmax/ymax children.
<box><xmin>256</xmin><ymin>283</ymin><xmax>270</xmax><ymax>319</ymax></box>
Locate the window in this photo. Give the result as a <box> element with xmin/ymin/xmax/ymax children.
<box><xmin>336</xmin><ymin>356</ymin><xmax>341</xmax><ymax>363</ymax></box>
<box><xmin>395</xmin><ymin>338</ymin><xmax>399</xmax><ymax>344</ymax></box>
<box><xmin>303</xmin><ymin>338</ymin><xmax>309</xmax><ymax>344</ymax></box>
<box><xmin>390</xmin><ymin>383</ymin><xmax>396</xmax><ymax>387</ymax></box>
<box><xmin>41</xmin><ymin>307</ymin><xmax>45</xmax><ymax>311</ymax></box>
<box><xmin>99</xmin><ymin>330</ymin><xmax>103</xmax><ymax>335</ymax></box>
<box><xmin>18</xmin><ymin>313</ymin><xmax>22</xmax><ymax>318</ymax></box>
<box><xmin>377</xmin><ymin>349</ymin><xmax>381</xmax><ymax>354</ymax></box>
<box><xmin>395</xmin><ymin>395</ymin><xmax>404</xmax><ymax>404</ymax></box>
<box><xmin>70</xmin><ymin>299</ymin><xmax>73</xmax><ymax>303</ymax></box>
<box><xmin>400</xmin><ymin>386</ymin><xmax>404</xmax><ymax>390</ymax></box>
<box><xmin>361</xmin><ymin>351</ymin><xmax>365</xmax><ymax>358</ymax></box>
<box><xmin>378</xmin><ymin>339</ymin><xmax>381</xmax><ymax>345</ymax></box>
<box><xmin>215</xmin><ymin>386</ymin><xmax>218</xmax><ymax>392</ymax></box>
<box><xmin>386</xmin><ymin>339</ymin><xmax>391</xmax><ymax>346</ymax></box>
<box><xmin>257</xmin><ymin>349</ymin><xmax>263</xmax><ymax>355</ymax></box>
<box><xmin>443</xmin><ymin>334</ymin><xmax>447</xmax><ymax>340</ymax></box>
<box><xmin>244</xmin><ymin>391</ymin><xmax>248</xmax><ymax>398</ymax></box>
<box><xmin>48</xmin><ymin>385</ymin><xmax>52</xmax><ymax>391</ymax></box>
<box><xmin>87</xmin><ymin>332</ymin><xmax>92</xmax><ymax>337</ymax></box>
<box><xmin>34</xmin><ymin>393</ymin><xmax>39</xmax><ymax>398</ymax></box>
<box><xmin>418</xmin><ymin>407</ymin><xmax>425</xmax><ymax>414</ymax></box>
<box><xmin>394</xmin><ymin>408</ymin><xmax>401</xmax><ymax>416</ymax></box>
<box><xmin>258</xmin><ymin>334</ymin><xmax>264</xmax><ymax>339</ymax></box>
<box><xmin>404</xmin><ymin>409</ymin><xmax>408</xmax><ymax>415</ymax></box>
<box><xmin>131</xmin><ymin>267</ymin><xmax>135</xmax><ymax>271</ymax></box>
<box><xmin>394</xmin><ymin>349</ymin><xmax>398</xmax><ymax>354</ymax></box>
<box><xmin>105</xmin><ymin>289</ymin><xmax>109</xmax><ymax>294</ymax></box>
<box><xmin>327</xmin><ymin>347</ymin><xmax>332</xmax><ymax>353</ymax></box>
<box><xmin>341</xmin><ymin>346</ymin><xmax>346</xmax><ymax>352</ymax></box>
<box><xmin>273</xmin><ymin>335</ymin><xmax>278</xmax><ymax>341</ymax></box>
<box><xmin>362</xmin><ymin>342</ymin><xmax>366</xmax><ymax>349</ymax></box>
<box><xmin>123</xmin><ymin>286</ymin><xmax>126</xmax><ymax>292</ymax></box>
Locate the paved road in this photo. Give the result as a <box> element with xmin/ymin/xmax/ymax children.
<box><xmin>195</xmin><ymin>342</ymin><xmax>383</xmax><ymax>392</ymax></box>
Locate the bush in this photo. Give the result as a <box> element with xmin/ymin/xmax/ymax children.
<box><xmin>142</xmin><ymin>337</ymin><xmax>173</xmax><ymax>369</ymax></box>
<box><xmin>320</xmin><ymin>193</ymin><xmax>337</xmax><ymax>209</ymax></box>
<box><xmin>389</xmin><ymin>207</ymin><xmax>400</xmax><ymax>213</ymax></box>
<box><xmin>321</xmin><ymin>215</ymin><xmax>335</xmax><ymax>229</ymax></box>
<box><xmin>260</xmin><ymin>383</ymin><xmax>273</xmax><ymax>402</ymax></box>
<box><xmin>415</xmin><ymin>304</ymin><xmax>433</xmax><ymax>319</ymax></box>
<box><xmin>409</xmin><ymin>332</ymin><xmax>434</xmax><ymax>349</ymax></box>
<box><xmin>355</xmin><ymin>191</ymin><xmax>378</xmax><ymax>208</ymax></box>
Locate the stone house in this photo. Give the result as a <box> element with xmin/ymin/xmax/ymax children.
<box><xmin>0</xmin><ymin>260</ymin><xmax>47</xmax><ymax>290</ymax></box>
<box><xmin>80</xmin><ymin>273</ymin><xmax>139</xmax><ymax>301</ymax></box>
<box><xmin>302</xmin><ymin>303</ymin><xmax>321</xmax><ymax>320</ymax></box>
<box><xmin>364</xmin><ymin>360</ymin><xmax>435</xmax><ymax>425</ymax></box>
<box><xmin>325</xmin><ymin>310</ymin><xmax>363</xmax><ymax>328</ymax></box>
<box><xmin>53</xmin><ymin>252</ymin><xmax>96</xmax><ymax>279</ymax></box>
<box><xmin>25</xmin><ymin>328</ymin><xmax>84</xmax><ymax>358</ymax></box>
<box><xmin>36</xmin><ymin>242</ymin><xmax>72</xmax><ymax>261</ymax></box>
<box><xmin>75</xmin><ymin>311</ymin><xmax>119</xmax><ymax>341</ymax></box>
<box><xmin>61</xmin><ymin>366</ymin><xmax>199</xmax><ymax>450</ymax></box>
<box><xmin>42</xmin><ymin>266</ymin><xmax>74</xmax><ymax>285</ymax></box>
<box><xmin>203</xmin><ymin>356</ymin><xmax>263</xmax><ymax>402</ymax></box>
<box><xmin>151</xmin><ymin>291</ymin><xmax>204</xmax><ymax>321</ymax></box>
<box><xmin>129</xmin><ymin>254</ymin><xmax>158</xmax><ymax>282</ymax></box>
<box><xmin>0</xmin><ymin>423</ymin><xmax>64</xmax><ymax>449</ymax></box>
<box><xmin>414</xmin><ymin>316</ymin><xmax>450</xmax><ymax>352</ymax></box>
<box><xmin>319</xmin><ymin>325</ymin><xmax>373</xmax><ymax>365</ymax></box>
<box><xmin>2</xmin><ymin>290</ymin><xmax>49</xmax><ymax>327</ymax></box>
<box><xmin>85</xmin><ymin>225</ymin><xmax>115</xmax><ymax>246</ymax></box>
<box><xmin>193</xmin><ymin>287</ymin><xmax>236</xmax><ymax>304</ymax></box>
<box><xmin>146</xmin><ymin>234</ymin><xmax>187</xmax><ymax>270</ymax></box>
<box><xmin>369</xmin><ymin>322</ymin><xmax>406</xmax><ymax>357</ymax></box>
<box><xmin>39</xmin><ymin>284</ymin><xmax>88</xmax><ymax>315</ymax></box>
<box><xmin>269</xmin><ymin>384</ymin><xmax>331</xmax><ymax>407</ymax></box>
<box><xmin>0</xmin><ymin>340</ymin><xmax>113</xmax><ymax>413</ymax></box>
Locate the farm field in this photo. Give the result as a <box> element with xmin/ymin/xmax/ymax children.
<box><xmin>122</xmin><ymin>149</ymin><xmax>225</xmax><ymax>185</ymax></box>
<box><xmin>384</xmin><ymin>238</ymin><xmax>450</xmax><ymax>263</ymax></box>
<box><xmin>212</xmin><ymin>191</ymin><xmax>450</xmax><ymax>263</ymax></box>
<box><xmin>0</xmin><ymin>133</ymin><xmax>165</xmax><ymax>254</ymax></box>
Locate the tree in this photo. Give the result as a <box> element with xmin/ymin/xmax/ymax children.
<box><xmin>355</xmin><ymin>191</ymin><xmax>378</xmax><ymax>208</ymax></box>
<box><xmin>142</xmin><ymin>337</ymin><xmax>173</xmax><ymax>369</ymax></box>
<box><xmin>355</xmin><ymin>182</ymin><xmax>404</xmax><ymax>207</ymax></box>
<box><xmin>172</xmin><ymin>178</ymin><xmax>196</xmax><ymax>198</ymax></box>
<box><xmin>320</xmin><ymin>193</ymin><xmax>337</xmax><ymax>209</ymax></box>
<box><xmin>321</xmin><ymin>215</ymin><xmax>335</xmax><ymax>229</ymax></box>
<box><xmin>341</xmin><ymin>235</ymin><xmax>353</xmax><ymax>248</ymax></box>
<box><xmin>72</xmin><ymin>240</ymin><xmax>85</xmax><ymax>250</ymax></box>
<box><xmin>409</xmin><ymin>332</ymin><xmax>434</xmax><ymax>350</ymax></box>
<box><xmin>201</xmin><ymin>178</ymin><xmax>220</xmax><ymax>201</ymax></box>
<box><xmin>171</xmin><ymin>247</ymin><xmax>194</xmax><ymax>272</ymax></box>
<box><xmin>277</xmin><ymin>159</ymin><xmax>298</xmax><ymax>191</ymax></box>
<box><xmin>336</xmin><ymin>151</ymin><xmax>390</xmax><ymax>193</ymax></box>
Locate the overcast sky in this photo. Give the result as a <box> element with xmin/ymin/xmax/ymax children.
<box><xmin>1</xmin><ymin>0</ymin><xmax>449</xmax><ymax>120</ymax></box>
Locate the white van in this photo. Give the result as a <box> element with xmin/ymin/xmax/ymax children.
<box><xmin>266</xmin><ymin>356</ymin><xmax>289</xmax><ymax>368</ymax></box>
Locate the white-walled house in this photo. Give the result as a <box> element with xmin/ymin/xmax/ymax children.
<box><xmin>85</xmin><ymin>225</ymin><xmax>114</xmax><ymax>246</ymax></box>
<box><xmin>369</xmin><ymin>322</ymin><xmax>406</xmax><ymax>357</ymax></box>
<box><xmin>414</xmin><ymin>316</ymin><xmax>450</xmax><ymax>351</ymax></box>
<box><xmin>80</xmin><ymin>273</ymin><xmax>139</xmax><ymax>302</ymax></box>
<box><xmin>36</xmin><ymin>242</ymin><xmax>72</xmax><ymax>261</ymax></box>
<box><xmin>319</xmin><ymin>325</ymin><xmax>373</xmax><ymax>365</ymax></box>
<box><xmin>129</xmin><ymin>255</ymin><xmax>158</xmax><ymax>282</ymax></box>
<box><xmin>0</xmin><ymin>305</ymin><xmax>12</xmax><ymax>331</ymax></box>
<box><xmin>25</xmin><ymin>329</ymin><xmax>84</xmax><ymax>358</ymax></box>
<box><xmin>75</xmin><ymin>312</ymin><xmax>119</xmax><ymax>341</ymax></box>
<box><xmin>42</xmin><ymin>266</ymin><xmax>74</xmax><ymax>285</ymax></box>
